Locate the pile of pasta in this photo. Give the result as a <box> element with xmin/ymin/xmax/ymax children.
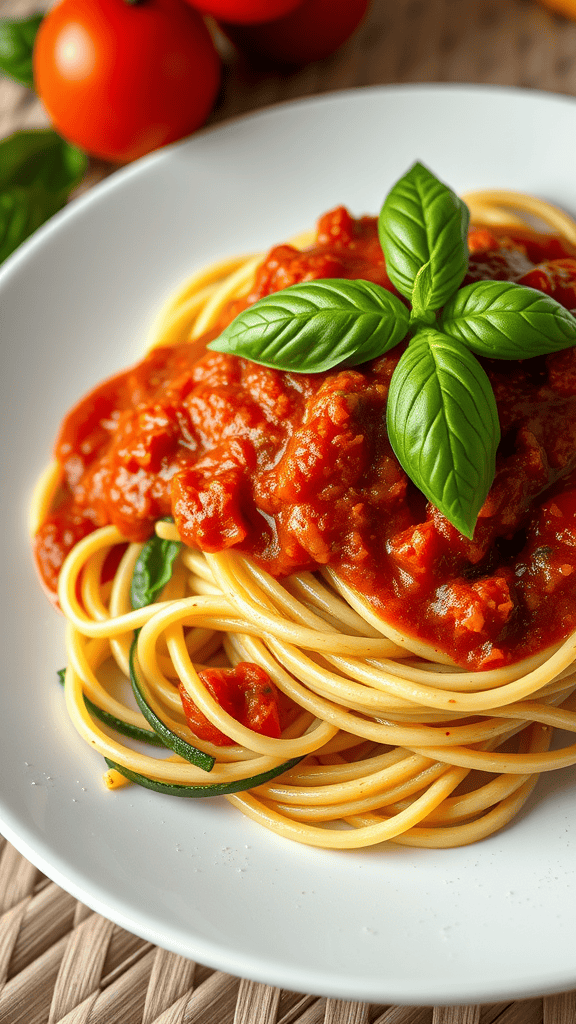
<box><xmin>30</xmin><ymin>190</ymin><xmax>576</xmax><ymax>850</ymax></box>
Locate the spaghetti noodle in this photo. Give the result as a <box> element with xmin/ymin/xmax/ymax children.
<box><xmin>30</xmin><ymin>186</ymin><xmax>576</xmax><ymax>849</ymax></box>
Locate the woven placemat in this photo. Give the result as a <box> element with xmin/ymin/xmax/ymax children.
<box><xmin>4</xmin><ymin>0</ymin><xmax>576</xmax><ymax>1019</ymax></box>
<box><xmin>1</xmin><ymin>832</ymin><xmax>575</xmax><ymax>1024</ymax></box>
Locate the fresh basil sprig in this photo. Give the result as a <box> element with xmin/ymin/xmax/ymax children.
<box><xmin>0</xmin><ymin>10</ymin><xmax>87</xmax><ymax>264</ymax></box>
<box><xmin>0</xmin><ymin>130</ymin><xmax>87</xmax><ymax>263</ymax></box>
<box><xmin>387</xmin><ymin>330</ymin><xmax>500</xmax><ymax>539</ymax></box>
<box><xmin>208</xmin><ymin>162</ymin><xmax>576</xmax><ymax>539</ymax></box>
<box><xmin>0</xmin><ymin>13</ymin><xmax>42</xmax><ymax>89</ymax></box>
<box><xmin>378</xmin><ymin>160</ymin><xmax>470</xmax><ymax>317</ymax></box>
<box><xmin>130</xmin><ymin>530</ymin><xmax>182</xmax><ymax>610</ymax></box>
<box><xmin>439</xmin><ymin>279</ymin><xmax>576</xmax><ymax>359</ymax></box>
<box><xmin>209</xmin><ymin>278</ymin><xmax>409</xmax><ymax>372</ymax></box>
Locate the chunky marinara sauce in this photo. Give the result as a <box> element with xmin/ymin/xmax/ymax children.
<box><xmin>34</xmin><ymin>207</ymin><xmax>576</xmax><ymax>669</ymax></box>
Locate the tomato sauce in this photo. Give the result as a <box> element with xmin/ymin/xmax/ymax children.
<box><xmin>34</xmin><ymin>207</ymin><xmax>576</xmax><ymax>669</ymax></box>
<box><xmin>179</xmin><ymin>662</ymin><xmax>282</xmax><ymax>746</ymax></box>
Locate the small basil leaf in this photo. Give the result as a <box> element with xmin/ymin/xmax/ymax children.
<box><xmin>439</xmin><ymin>279</ymin><xmax>576</xmax><ymax>359</ymax></box>
<box><xmin>411</xmin><ymin>260</ymin><xmax>433</xmax><ymax>318</ymax></box>
<box><xmin>0</xmin><ymin>129</ymin><xmax>86</xmax><ymax>196</ymax></box>
<box><xmin>0</xmin><ymin>131</ymin><xmax>87</xmax><ymax>262</ymax></box>
<box><xmin>0</xmin><ymin>186</ymin><xmax>62</xmax><ymax>263</ymax></box>
<box><xmin>0</xmin><ymin>13</ymin><xmax>43</xmax><ymax>89</ymax></box>
<box><xmin>208</xmin><ymin>278</ymin><xmax>410</xmax><ymax>372</ymax></box>
<box><xmin>387</xmin><ymin>330</ymin><xmax>500</xmax><ymax>539</ymax></box>
<box><xmin>130</xmin><ymin>533</ymin><xmax>182</xmax><ymax>610</ymax></box>
<box><xmin>379</xmin><ymin>161</ymin><xmax>470</xmax><ymax>310</ymax></box>
<box><xmin>410</xmin><ymin>261</ymin><xmax>437</xmax><ymax>327</ymax></box>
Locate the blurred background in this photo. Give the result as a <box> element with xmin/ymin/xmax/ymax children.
<box><xmin>3</xmin><ymin>0</ymin><xmax>576</xmax><ymax>196</ymax></box>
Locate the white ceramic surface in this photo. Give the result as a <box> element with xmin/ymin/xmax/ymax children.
<box><xmin>2</xmin><ymin>85</ymin><xmax>576</xmax><ymax>1007</ymax></box>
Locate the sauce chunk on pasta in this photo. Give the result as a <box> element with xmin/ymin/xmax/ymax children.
<box><xmin>29</xmin><ymin>189</ymin><xmax>576</xmax><ymax>850</ymax></box>
<box><xmin>34</xmin><ymin>211</ymin><xmax>576</xmax><ymax>669</ymax></box>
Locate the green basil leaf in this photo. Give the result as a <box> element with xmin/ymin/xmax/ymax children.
<box><xmin>387</xmin><ymin>330</ymin><xmax>500</xmax><ymax>539</ymax></box>
<box><xmin>0</xmin><ymin>129</ymin><xmax>86</xmax><ymax>195</ymax></box>
<box><xmin>0</xmin><ymin>186</ymin><xmax>61</xmax><ymax>263</ymax></box>
<box><xmin>439</xmin><ymin>279</ymin><xmax>576</xmax><ymax>359</ymax></box>
<box><xmin>0</xmin><ymin>13</ymin><xmax>43</xmax><ymax>89</ymax></box>
<box><xmin>0</xmin><ymin>131</ymin><xmax>87</xmax><ymax>262</ymax></box>
<box><xmin>410</xmin><ymin>260</ymin><xmax>433</xmax><ymax>319</ymax></box>
<box><xmin>130</xmin><ymin>532</ymin><xmax>182</xmax><ymax>610</ymax></box>
<box><xmin>379</xmin><ymin>162</ymin><xmax>470</xmax><ymax>310</ymax></box>
<box><xmin>208</xmin><ymin>278</ymin><xmax>410</xmax><ymax>372</ymax></box>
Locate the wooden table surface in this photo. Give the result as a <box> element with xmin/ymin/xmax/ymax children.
<box><xmin>2</xmin><ymin>1</ymin><xmax>576</xmax><ymax>1021</ymax></box>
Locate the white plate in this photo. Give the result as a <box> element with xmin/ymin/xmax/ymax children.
<box><xmin>2</xmin><ymin>84</ymin><xmax>576</xmax><ymax>1007</ymax></box>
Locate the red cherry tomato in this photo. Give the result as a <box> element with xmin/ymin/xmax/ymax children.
<box><xmin>33</xmin><ymin>0</ymin><xmax>221</xmax><ymax>163</ymax></box>
<box><xmin>220</xmin><ymin>0</ymin><xmax>369</xmax><ymax>65</ymax></box>
<box><xmin>187</xmin><ymin>0</ymin><xmax>303</xmax><ymax>24</ymax></box>
<box><xmin>520</xmin><ymin>259</ymin><xmax>576</xmax><ymax>310</ymax></box>
<box><xmin>179</xmin><ymin>663</ymin><xmax>282</xmax><ymax>746</ymax></box>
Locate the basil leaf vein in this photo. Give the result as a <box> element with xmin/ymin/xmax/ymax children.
<box><xmin>387</xmin><ymin>330</ymin><xmax>500</xmax><ymax>539</ymax></box>
<box><xmin>378</xmin><ymin>161</ymin><xmax>470</xmax><ymax>310</ymax></box>
<box><xmin>208</xmin><ymin>278</ymin><xmax>410</xmax><ymax>372</ymax></box>
<box><xmin>440</xmin><ymin>279</ymin><xmax>576</xmax><ymax>359</ymax></box>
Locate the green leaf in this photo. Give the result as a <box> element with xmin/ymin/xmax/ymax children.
<box><xmin>0</xmin><ymin>130</ymin><xmax>87</xmax><ymax>263</ymax></box>
<box><xmin>208</xmin><ymin>278</ymin><xmax>410</xmax><ymax>372</ymax></box>
<box><xmin>439</xmin><ymin>279</ymin><xmax>576</xmax><ymax>359</ymax></box>
<box><xmin>130</xmin><ymin>531</ymin><xmax>182</xmax><ymax>610</ymax></box>
<box><xmin>0</xmin><ymin>186</ymin><xmax>61</xmax><ymax>263</ymax></box>
<box><xmin>0</xmin><ymin>13</ymin><xmax>43</xmax><ymax>89</ymax></box>
<box><xmin>0</xmin><ymin>129</ymin><xmax>86</xmax><ymax>195</ymax></box>
<box><xmin>410</xmin><ymin>260</ymin><xmax>434</xmax><ymax>321</ymax></box>
<box><xmin>378</xmin><ymin>161</ymin><xmax>470</xmax><ymax>310</ymax></box>
<box><xmin>386</xmin><ymin>330</ymin><xmax>500</xmax><ymax>539</ymax></box>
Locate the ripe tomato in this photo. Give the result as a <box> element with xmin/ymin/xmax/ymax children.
<box><xmin>187</xmin><ymin>0</ymin><xmax>303</xmax><ymax>24</ymax></box>
<box><xmin>33</xmin><ymin>0</ymin><xmax>221</xmax><ymax>163</ymax></box>
<box><xmin>179</xmin><ymin>663</ymin><xmax>282</xmax><ymax>746</ymax></box>
<box><xmin>219</xmin><ymin>0</ymin><xmax>369</xmax><ymax>65</ymax></box>
<box><xmin>520</xmin><ymin>259</ymin><xmax>576</xmax><ymax>310</ymax></box>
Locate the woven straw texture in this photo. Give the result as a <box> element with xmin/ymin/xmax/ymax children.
<box><xmin>1</xmin><ymin>835</ymin><xmax>575</xmax><ymax>1023</ymax></box>
<box><xmin>3</xmin><ymin>0</ymin><xmax>576</xmax><ymax>1019</ymax></box>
